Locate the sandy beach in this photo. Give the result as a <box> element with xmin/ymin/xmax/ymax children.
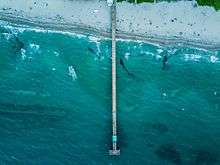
<box><xmin>0</xmin><ymin>0</ymin><xmax>220</xmax><ymax>49</ymax></box>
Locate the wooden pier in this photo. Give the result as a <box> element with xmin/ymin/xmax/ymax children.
<box><xmin>109</xmin><ymin>0</ymin><xmax>120</xmax><ymax>156</ymax></box>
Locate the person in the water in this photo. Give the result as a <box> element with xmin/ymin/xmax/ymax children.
<box><xmin>120</xmin><ymin>58</ymin><xmax>134</xmax><ymax>77</ymax></box>
<box><xmin>162</xmin><ymin>55</ymin><xmax>168</xmax><ymax>70</ymax></box>
<box><xmin>16</xmin><ymin>37</ymin><xmax>24</xmax><ymax>49</ymax></box>
<box><xmin>88</xmin><ymin>47</ymin><xmax>96</xmax><ymax>54</ymax></box>
<box><xmin>12</xmin><ymin>37</ymin><xmax>24</xmax><ymax>52</ymax></box>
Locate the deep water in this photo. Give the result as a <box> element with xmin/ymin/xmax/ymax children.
<box><xmin>0</xmin><ymin>23</ymin><xmax>220</xmax><ymax>165</ymax></box>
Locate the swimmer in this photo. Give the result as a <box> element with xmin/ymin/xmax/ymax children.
<box><xmin>12</xmin><ymin>37</ymin><xmax>24</xmax><ymax>53</ymax></box>
<box><xmin>162</xmin><ymin>55</ymin><xmax>168</xmax><ymax>70</ymax></box>
<box><xmin>88</xmin><ymin>47</ymin><xmax>96</xmax><ymax>54</ymax></box>
<box><xmin>120</xmin><ymin>58</ymin><xmax>134</xmax><ymax>77</ymax></box>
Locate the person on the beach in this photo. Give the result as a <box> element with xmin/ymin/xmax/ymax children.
<box><xmin>162</xmin><ymin>54</ymin><xmax>168</xmax><ymax>70</ymax></box>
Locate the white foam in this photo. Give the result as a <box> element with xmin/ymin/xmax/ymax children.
<box><xmin>124</xmin><ymin>52</ymin><xmax>130</xmax><ymax>60</ymax></box>
<box><xmin>88</xmin><ymin>36</ymin><xmax>101</xmax><ymax>43</ymax></box>
<box><xmin>155</xmin><ymin>54</ymin><xmax>162</xmax><ymax>60</ymax></box>
<box><xmin>29</xmin><ymin>43</ymin><xmax>40</xmax><ymax>54</ymax></box>
<box><xmin>54</xmin><ymin>51</ymin><xmax>60</xmax><ymax>57</ymax></box>
<box><xmin>210</xmin><ymin>55</ymin><xmax>218</xmax><ymax>63</ymax></box>
<box><xmin>157</xmin><ymin>49</ymin><xmax>163</xmax><ymax>54</ymax></box>
<box><xmin>184</xmin><ymin>54</ymin><xmax>202</xmax><ymax>61</ymax></box>
<box><xmin>30</xmin><ymin>43</ymin><xmax>40</xmax><ymax>50</ymax></box>
<box><xmin>0</xmin><ymin>20</ymin><xmax>88</xmax><ymax>39</ymax></box>
<box><xmin>2</xmin><ymin>33</ymin><xmax>13</xmax><ymax>41</ymax></box>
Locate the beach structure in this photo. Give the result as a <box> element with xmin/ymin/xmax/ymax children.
<box><xmin>109</xmin><ymin>0</ymin><xmax>120</xmax><ymax>156</ymax></box>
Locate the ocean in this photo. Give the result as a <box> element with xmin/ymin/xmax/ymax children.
<box><xmin>0</xmin><ymin>22</ymin><xmax>220</xmax><ymax>165</ymax></box>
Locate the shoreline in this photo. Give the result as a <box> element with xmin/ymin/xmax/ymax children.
<box><xmin>0</xmin><ymin>0</ymin><xmax>220</xmax><ymax>50</ymax></box>
<box><xmin>1</xmin><ymin>13</ymin><xmax>220</xmax><ymax>51</ymax></box>
<box><xmin>0</xmin><ymin>0</ymin><xmax>220</xmax><ymax>49</ymax></box>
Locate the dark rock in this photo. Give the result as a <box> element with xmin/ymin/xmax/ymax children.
<box><xmin>155</xmin><ymin>143</ymin><xmax>182</xmax><ymax>164</ymax></box>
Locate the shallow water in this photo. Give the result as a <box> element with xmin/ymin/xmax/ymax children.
<box><xmin>0</xmin><ymin>23</ymin><xmax>220</xmax><ymax>165</ymax></box>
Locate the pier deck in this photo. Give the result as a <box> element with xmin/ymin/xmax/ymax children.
<box><xmin>109</xmin><ymin>0</ymin><xmax>120</xmax><ymax>156</ymax></box>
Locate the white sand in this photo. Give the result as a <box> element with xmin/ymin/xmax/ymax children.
<box><xmin>0</xmin><ymin>0</ymin><xmax>220</xmax><ymax>48</ymax></box>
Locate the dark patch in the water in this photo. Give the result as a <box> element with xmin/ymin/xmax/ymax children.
<box><xmin>162</xmin><ymin>55</ymin><xmax>168</xmax><ymax>70</ymax></box>
<box><xmin>119</xmin><ymin>58</ymin><xmax>135</xmax><ymax>77</ymax></box>
<box><xmin>155</xmin><ymin>143</ymin><xmax>182</xmax><ymax>164</ymax></box>
<box><xmin>117</xmin><ymin>124</ymin><xmax>128</xmax><ymax>150</ymax></box>
<box><xmin>147</xmin><ymin>143</ymin><xmax>154</xmax><ymax>148</ymax></box>
<box><xmin>0</xmin><ymin>103</ymin><xmax>68</xmax><ymax>133</ymax></box>
<box><xmin>12</xmin><ymin>37</ymin><xmax>25</xmax><ymax>53</ymax></box>
<box><xmin>194</xmin><ymin>150</ymin><xmax>218</xmax><ymax>165</ymax></box>
<box><xmin>0</xmin><ymin>27</ymin><xmax>11</xmax><ymax>34</ymax></box>
<box><xmin>0</xmin><ymin>103</ymin><xmax>66</xmax><ymax>117</ymax></box>
<box><xmin>103</xmin><ymin>118</ymin><xmax>128</xmax><ymax>151</ymax></box>
<box><xmin>88</xmin><ymin>47</ymin><xmax>96</xmax><ymax>54</ymax></box>
<box><xmin>152</xmin><ymin>123</ymin><xmax>169</xmax><ymax>134</ymax></box>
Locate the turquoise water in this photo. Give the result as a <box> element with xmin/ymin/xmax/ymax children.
<box><xmin>0</xmin><ymin>23</ymin><xmax>220</xmax><ymax>165</ymax></box>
